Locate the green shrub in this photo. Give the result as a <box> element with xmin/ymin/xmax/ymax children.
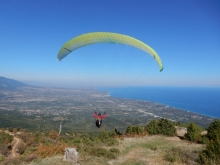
<box><xmin>199</xmin><ymin>142</ymin><xmax>220</xmax><ymax>165</ymax></box>
<box><xmin>164</xmin><ymin>147</ymin><xmax>180</xmax><ymax>162</ymax></box>
<box><xmin>125</xmin><ymin>125</ymin><xmax>144</xmax><ymax>135</ymax></box>
<box><xmin>24</xmin><ymin>146</ymin><xmax>38</xmax><ymax>155</ymax></box>
<box><xmin>164</xmin><ymin>152</ymin><xmax>177</xmax><ymax>162</ymax></box>
<box><xmin>95</xmin><ymin>131</ymin><xmax>118</xmax><ymax>146</ymax></box>
<box><xmin>72</xmin><ymin>137</ymin><xmax>82</xmax><ymax>143</ymax></box>
<box><xmin>0</xmin><ymin>132</ymin><xmax>13</xmax><ymax>144</ymax></box>
<box><xmin>145</xmin><ymin>118</ymin><xmax>175</xmax><ymax>136</ymax></box>
<box><xmin>201</xmin><ymin>135</ymin><xmax>209</xmax><ymax>144</ymax></box>
<box><xmin>206</xmin><ymin>119</ymin><xmax>220</xmax><ymax>141</ymax></box>
<box><xmin>145</xmin><ymin>119</ymin><xmax>158</xmax><ymax>135</ymax></box>
<box><xmin>133</xmin><ymin>125</ymin><xmax>144</xmax><ymax>135</ymax></box>
<box><xmin>157</xmin><ymin>118</ymin><xmax>176</xmax><ymax>136</ymax></box>
<box><xmin>125</xmin><ymin>125</ymin><xmax>133</xmax><ymax>135</ymax></box>
<box><xmin>185</xmin><ymin>122</ymin><xmax>202</xmax><ymax>142</ymax></box>
<box><xmin>164</xmin><ymin>147</ymin><xmax>199</xmax><ymax>164</ymax></box>
<box><xmin>199</xmin><ymin>119</ymin><xmax>220</xmax><ymax>165</ymax></box>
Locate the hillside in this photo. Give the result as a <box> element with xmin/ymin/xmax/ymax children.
<box><xmin>0</xmin><ymin>77</ymin><xmax>27</xmax><ymax>90</ymax></box>
<box><xmin>17</xmin><ymin>135</ymin><xmax>205</xmax><ymax>165</ymax></box>
<box><xmin>1</xmin><ymin>119</ymin><xmax>220</xmax><ymax>165</ymax></box>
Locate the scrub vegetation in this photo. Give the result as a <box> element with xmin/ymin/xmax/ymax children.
<box><xmin>0</xmin><ymin>119</ymin><xmax>219</xmax><ymax>165</ymax></box>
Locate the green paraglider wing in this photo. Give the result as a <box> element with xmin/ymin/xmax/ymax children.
<box><xmin>57</xmin><ymin>32</ymin><xmax>163</xmax><ymax>71</ymax></box>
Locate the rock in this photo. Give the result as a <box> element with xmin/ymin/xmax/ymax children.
<box><xmin>63</xmin><ymin>147</ymin><xmax>79</xmax><ymax>165</ymax></box>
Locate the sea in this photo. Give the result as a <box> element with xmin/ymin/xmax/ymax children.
<box><xmin>99</xmin><ymin>86</ymin><xmax>220</xmax><ymax>118</ymax></box>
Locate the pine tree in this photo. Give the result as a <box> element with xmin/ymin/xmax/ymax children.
<box><xmin>206</xmin><ymin>119</ymin><xmax>220</xmax><ymax>141</ymax></box>
<box><xmin>145</xmin><ymin>119</ymin><xmax>158</xmax><ymax>135</ymax></box>
<box><xmin>157</xmin><ymin>118</ymin><xmax>176</xmax><ymax>136</ymax></box>
<box><xmin>199</xmin><ymin>119</ymin><xmax>220</xmax><ymax>164</ymax></box>
<box><xmin>185</xmin><ymin>122</ymin><xmax>202</xmax><ymax>142</ymax></box>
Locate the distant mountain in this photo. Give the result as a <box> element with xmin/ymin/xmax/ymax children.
<box><xmin>0</xmin><ymin>77</ymin><xmax>28</xmax><ymax>90</ymax></box>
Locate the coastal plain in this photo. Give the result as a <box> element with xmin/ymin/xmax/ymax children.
<box><xmin>0</xmin><ymin>86</ymin><xmax>214</xmax><ymax>132</ymax></box>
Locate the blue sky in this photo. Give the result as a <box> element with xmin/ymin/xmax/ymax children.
<box><xmin>1</xmin><ymin>0</ymin><xmax>220</xmax><ymax>88</ymax></box>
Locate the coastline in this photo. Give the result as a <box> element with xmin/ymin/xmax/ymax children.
<box><xmin>100</xmin><ymin>86</ymin><xmax>220</xmax><ymax>119</ymax></box>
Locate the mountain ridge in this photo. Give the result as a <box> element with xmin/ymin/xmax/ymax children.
<box><xmin>0</xmin><ymin>76</ymin><xmax>28</xmax><ymax>90</ymax></box>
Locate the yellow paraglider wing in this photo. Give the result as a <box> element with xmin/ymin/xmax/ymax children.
<box><xmin>57</xmin><ymin>32</ymin><xmax>163</xmax><ymax>71</ymax></box>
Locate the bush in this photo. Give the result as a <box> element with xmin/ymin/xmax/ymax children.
<box><xmin>125</xmin><ymin>125</ymin><xmax>145</xmax><ymax>136</ymax></box>
<box><xmin>201</xmin><ymin>135</ymin><xmax>209</xmax><ymax>144</ymax></box>
<box><xmin>133</xmin><ymin>125</ymin><xmax>144</xmax><ymax>135</ymax></box>
<box><xmin>72</xmin><ymin>137</ymin><xmax>82</xmax><ymax>144</ymax></box>
<box><xmin>157</xmin><ymin>118</ymin><xmax>176</xmax><ymax>136</ymax></box>
<box><xmin>24</xmin><ymin>146</ymin><xmax>38</xmax><ymax>155</ymax></box>
<box><xmin>146</xmin><ymin>118</ymin><xmax>176</xmax><ymax>136</ymax></box>
<box><xmin>199</xmin><ymin>119</ymin><xmax>220</xmax><ymax>164</ymax></box>
<box><xmin>185</xmin><ymin>122</ymin><xmax>202</xmax><ymax>142</ymax></box>
<box><xmin>95</xmin><ymin>131</ymin><xmax>118</xmax><ymax>146</ymax></box>
<box><xmin>0</xmin><ymin>132</ymin><xmax>13</xmax><ymax>156</ymax></box>
<box><xmin>164</xmin><ymin>147</ymin><xmax>180</xmax><ymax>162</ymax></box>
<box><xmin>206</xmin><ymin>119</ymin><xmax>220</xmax><ymax>141</ymax></box>
<box><xmin>125</xmin><ymin>125</ymin><xmax>133</xmax><ymax>135</ymax></box>
<box><xmin>164</xmin><ymin>147</ymin><xmax>199</xmax><ymax>164</ymax></box>
<box><xmin>0</xmin><ymin>132</ymin><xmax>13</xmax><ymax>144</ymax></box>
<box><xmin>199</xmin><ymin>142</ymin><xmax>220</xmax><ymax>165</ymax></box>
<box><xmin>35</xmin><ymin>144</ymin><xmax>67</xmax><ymax>158</ymax></box>
<box><xmin>48</xmin><ymin>130</ymin><xmax>58</xmax><ymax>140</ymax></box>
<box><xmin>145</xmin><ymin>119</ymin><xmax>158</xmax><ymax>135</ymax></box>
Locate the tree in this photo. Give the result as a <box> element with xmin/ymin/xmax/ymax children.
<box><xmin>206</xmin><ymin>119</ymin><xmax>220</xmax><ymax>142</ymax></box>
<box><xmin>157</xmin><ymin>118</ymin><xmax>176</xmax><ymax>136</ymax></box>
<box><xmin>199</xmin><ymin>119</ymin><xmax>220</xmax><ymax>164</ymax></box>
<box><xmin>145</xmin><ymin>119</ymin><xmax>158</xmax><ymax>135</ymax></box>
<box><xmin>184</xmin><ymin>122</ymin><xmax>202</xmax><ymax>142</ymax></box>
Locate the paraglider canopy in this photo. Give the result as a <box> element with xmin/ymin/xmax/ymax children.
<box><xmin>57</xmin><ymin>32</ymin><xmax>163</xmax><ymax>72</ymax></box>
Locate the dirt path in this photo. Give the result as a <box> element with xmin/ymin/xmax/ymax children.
<box><xmin>11</xmin><ymin>136</ymin><xmax>21</xmax><ymax>157</ymax></box>
<box><xmin>4</xmin><ymin>131</ymin><xmax>21</xmax><ymax>158</ymax></box>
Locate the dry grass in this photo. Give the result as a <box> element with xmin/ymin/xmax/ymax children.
<box><xmin>28</xmin><ymin>156</ymin><xmax>73</xmax><ymax>165</ymax></box>
<box><xmin>106</xmin><ymin>135</ymin><xmax>205</xmax><ymax>165</ymax></box>
<box><xmin>8</xmin><ymin>135</ymin><xmax>205</xmax><ymax>165</ymax></box>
